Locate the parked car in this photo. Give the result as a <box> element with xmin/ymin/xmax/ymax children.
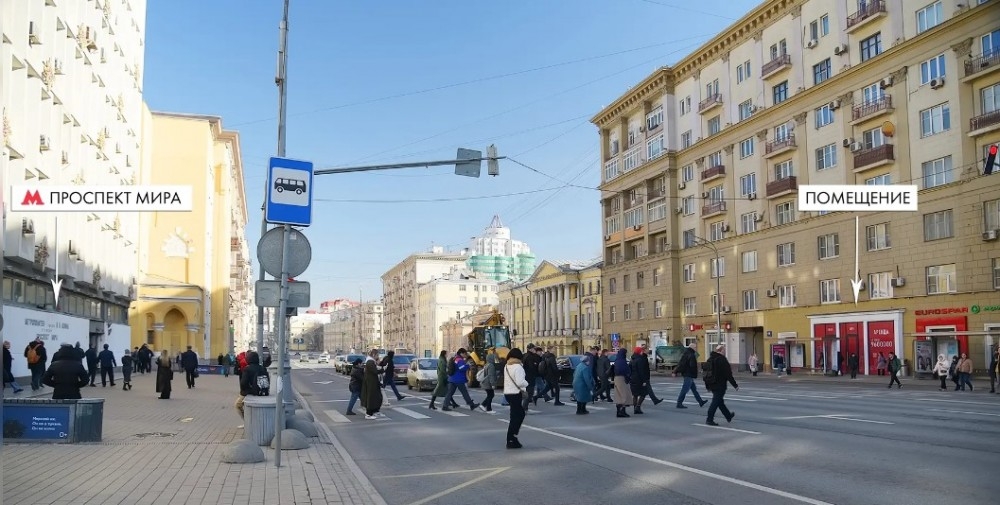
<box><xmin>332</xmin><ymin>355</ymin><xmax>346</xmax><ymax>370</ymax></box>
<box><xmin>299</xmin><ymin>353</ymin><xmax>310</xmax><ymax>362</ymax></box>
<box><xmin>391</xmin><ymin>354</ymin><xmax>416</xmax><ymax>384</ymax></box>
<box><xmin>406</xmin><ymin>358</ymin><xmax>439</xmax><ymax>391</ymax></box>
<box><xmin>556</xmin><ymin>355</ymin><xmax>585</xmax><ymax>386</ymax></box>
<box><xmin>317</xmin><ymin>353</ymin><xmax>330</xmax><ymax>364</ymax></box>
<box><xmin>340</xmin><ymin>354</ymin><xmax>365</xmax><ymax>374</ymax></box>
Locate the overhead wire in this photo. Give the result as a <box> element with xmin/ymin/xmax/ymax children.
<box><xmin>635</xmin><ymin>0</ymin><xmax>740</xmax><ymax>21</ymax></box>
<box><xmin>497</xmin><ymin>150</ymin><xmax>598</xmax><ymax>217</ymax></box>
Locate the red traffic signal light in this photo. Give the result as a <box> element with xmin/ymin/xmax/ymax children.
<box><xmin>986</xmin><ymin>144</ymin><xmax>998</xmax><ymax>175</ymax></box>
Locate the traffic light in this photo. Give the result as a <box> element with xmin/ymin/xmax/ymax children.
<box><xmin>986</xmin><ymin>144</ymin><xmax>998</xmax><ymax>175</ymax></box>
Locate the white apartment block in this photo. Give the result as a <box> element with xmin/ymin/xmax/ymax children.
<box><xmin>417</xmin><ymin>269</ymin><xmax>498</xmax><ymax>357</ymax></box>
<box><xmin>322</xmin><ymin>302</ymin><xmax>384</xmax><ymax>355</ymax></box>
<box><xmin>1</xmin><ymin>0</ymin><xmax>146</xmax><ymax>374</ymax></box>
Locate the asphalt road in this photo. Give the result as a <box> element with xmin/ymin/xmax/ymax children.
<box><xmin>292</xmin><ymin>363</ymin><xmax>999</xmax><ymax>505</ymax></box>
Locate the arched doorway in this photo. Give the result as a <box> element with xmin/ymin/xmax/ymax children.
<box><xmin>163</xmin><ymin>309</ymin><xmax>188</xmax><ymax>354</ymax></box>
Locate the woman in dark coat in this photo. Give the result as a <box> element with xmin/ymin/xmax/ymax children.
<box><xmin>155</xmin><ymin>350</ymin><xmax>174</xmax><ymax>399</ymax></box>
<box><xmin>379</xmin><ymin>350</ymin><xmax>405</xmax><ymax>401</ymax></box>
<box><xmin>360</xmin><ymin>350</ymin><xmax>384</xmax><ymax>419</ymax></box>
<box><xmin>629</xmin><ymin>346</ymin><xmax>651</xmax><ymax>415</ymax></box>
<box><xmin>42</xmin><ymin>343</ymin><xmax>89</xmax><ymax>399</ymax></box>
<box><xmin>428</xmin><ymin>350</ymin><xmax>459</xmax><ymax>410</ymax></box>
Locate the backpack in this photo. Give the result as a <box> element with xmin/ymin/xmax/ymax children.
<box><xmin>476</xmin><ymin>367</ymin><xmax>487</xmax><ymax>383</ymax></box>
<box><xmin>251</xmin><ymin>370</ymin><xmax>270</xmax><ymax>396</ymax></box>
<box><xmin>538</xmin><ymin>358</ymin><xmax>547</xmax><ymax>375</ymax></box>
<box><xmin>26</xmin><ymin>346</ymin><xmax>40</xmax><ymax>365</ymax></box>
<box><xmin>701</xmin><ymin>360</ymin><xmax>716</xmax><ymax>386</ymax></box>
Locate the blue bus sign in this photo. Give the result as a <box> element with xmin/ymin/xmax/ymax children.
<box><xmin>265</xmin><ymin>157</ymin><xmax>314</xmax><ymax>227</ymax></box>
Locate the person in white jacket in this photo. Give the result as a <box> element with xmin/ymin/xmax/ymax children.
<box><xmin>503</xmin><ymin>347</ymin><xmax>529</xmax><ymax>449</ymax></box>
<box><xmin>931</xmin><ymin>354</ymin><xmax>950</xmax><ymax>391</ymax></box>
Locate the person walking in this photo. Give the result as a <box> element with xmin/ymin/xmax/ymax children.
<box><xmin>611</xmin><ymin>348</ymin><xmax>633</xmax><ymax>418</ymax></box>
<box><xmin>573</xmin><ymin>354</ymin><xmax>595</xmax><ymax>415</ymax></box>
<box><xmin>847</xmin><ymin>353</ymin><xmax>860</xmax><ymax>379</ymax></box>
<box><xmin>629</xmin><ymin>346</ymin><xmax>651</xmax><ymax>415</ymax></box>
<box><xmin>521</xmin><ymin>344</ymin><xmax>540</xmax><ymax>412</ymax></box>
<box><xmin>120</xmin><ymin>349</ymin><xmax>134</xmax><ymax>390</ymax></box>
<box><xmin>24</xmin><ymin>339</ymin><xmax>48</xmax><ymax>391</ymax></box>
<box><xmin>97</xmin><ymin>344</ymin><xmax>117</xmax><ymax>387</ymax></box>
<box><xmin>84</xmin><ymin>344</ymin><xmax>98</xmax><ymax>387</ymax></box>
<box><xmin>595</xmin><ymin>349</ymin><xmax>613</xmax><ymax>402</ymax></box>
<box><xmin>428</xmin><ymin>350</ymin><xmax>455</xmax><ymax>410</ymax></box>
<box><xmin>887</xmin><ymin>352</ymin><xmax>903</xmax><ymax>388</ymax></box>
<box><xmin>478</xmin><ymin>348</ymin><xmax>498</xmax><ymax>414</ymax></box>
<box><xmin>442</xmin><ymin>348</ymin><xmax>477</xmax><ymax>412</ymax></box>
<box><xmin>675</xmin><ymin>342</ymin><xmax>707</xmax><ymax>409</ymax></box>
<box><xmin>748</xmin><ymin>353</ymin><xmax>759</xmax><ymax>377</ymax></box>
<box><xmin>345</xmin><ymin>358</ymin><xmax>364</xmax><ymax>416</ymax></box>
<box><xmin>875</xmin><ymin>352</ymin><xmax>887</xmax><ymax>376</ymax></box>
<box><xmin>989</xmin><ymin>346</ymin><xmax>999</xmax><ymax>394</ymax></box>
<box><xmin>361</xmin><ymin>349</ymin><xmax>385</xmax><ymax>420</ymax></box>
<box><xmin>42</xmin><ymin>343</ymin><xmax>89</xmax><ymax>400</ymax></box>
<box><xmin>704</xmin><ymin>344</ymin><xmax>739</xmax><ymax>426</ymax></box>
<box><xmin>956</xmin><ymin>353</ymin><xmax>974</xmax><ymax>391</ymax></box>
<box><xmin>180</xmin><ymin>346</ymin><xmax>199</xmax><ymax>388</ymax></box>
<box><xmin>379</xmin><ymin>350</ymin><xmax>405</xmax><ymax>402</ymax></box>
<box><xmin>502</xmin><ymin>348</ymin><xmax>529</xmax><ymax>449</ymax></box>
<box><xmin>155</xmin><ymin>350</ymin><xmax>174</xmax><ymax>399</ymax></box>
<box><xmin>931</xmin><ymin>354</ymin><xmax>950</xmax><ymax>391</ymax></box>
<box><xmin>535</xmin><ymin>346</ymin><xmax>564</xmax><ymax>406</ymax></box>
<box><xmin>3</xmin><ymin>340</ymin><xmax>25</xmax><ymax>394</ymax></box>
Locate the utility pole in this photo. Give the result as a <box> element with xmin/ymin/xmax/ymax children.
<box><xmin>272</xmin><ymin>0</ymin><xmax>291</xmax><ymax>468</ymax></box>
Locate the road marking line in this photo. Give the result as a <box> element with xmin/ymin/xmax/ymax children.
<box><xmin>393</xmin><ymin>407</ymin><xmax>431</xmax><ymax>419</ymax></box>
<box><xmin>406</xmin><ymin>467</ymin><xmax>509</xmax><ymax>505</ymax></box>
<box><xmin>498</xmin><ymin>420</ymin><xmax>832</xmax><ymax>505</ymax></box>
<box><xmin>439</xmin><ymin>409</ymin><xmax>470</xmax><ymax>417</ymax></box>
<box><xmin>775</xmin><ymin>414</ymin><xmax>853</xmax><ymax>420</ymax></box>
<box><xmin>586</xmin><ymin>406</ymin><xmax>608</xmax><ymax>411</ymax></box>
<box><xmin>928</xmin><ymin>408</ymin><xmax>1000</xmax><ymax>417</ymax></box>
<box><xmin>324</xmin><ymin>410</ymin><xmax>352</xmax><ymax>423</ymax></box>
<box><xmin>724</xmin><ymin>398</ymin><xmax>757</xmax><ymax>402</ymax></box>
<box><xmin>768</xmin><ymin>393</ymin><xmax>839</xmax><ymax>399</ymax></box>
<box><xmin>731</xmin><ymin>395</ymin><xmax>787</xmax><ymax>401</ymax></box>
<box><xmin>826</xmin><ymin>416</ymin><xmax>894</xmax><ymax>425</ymax></box>
<box><xmin>313</xmin><ymin>381</ymin><xmax>334</xmax><ymax>385</ymax></box>
<box><xmin>381</xmin><ymin>467</ymin><xmax>509</xmax><ymax>478</ymax></box>
<box><xmin>311</xmin><ymin>399</ymin><xmax>346</xmax><ymax>403</ymax></box>
<box><xmin>914</xmin><ymin>398</ymin><xmax>999</xmax><ymax>406</ymax></box>
<box><xmin>692</xmin><ymin>423</ymin><xmax>761</xmax><ymax>435</ymax></box>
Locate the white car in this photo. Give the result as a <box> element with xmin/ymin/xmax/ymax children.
<box><xmin>406</xmin><ymin>358</ymin><xmax>439</xmax><ymax>391</ymax></box>
<box><xmin>317</xmin><ymin>353</ymin><xmax>330</xmax><ymax>364</ymax></box>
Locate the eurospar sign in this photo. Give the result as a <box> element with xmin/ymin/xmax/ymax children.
<box><xmin>11</xmin><ymin>185</ymin><xmax>193</xmax><ymax>212</ymax></box>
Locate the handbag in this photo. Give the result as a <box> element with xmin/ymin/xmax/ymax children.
<box><xmin>192</xmin><ymin>370</ymin><xmax>199</xmax><ymax>378</ymax></box>
<box><xmin>505</xmin><ymin>366</ymin><xmax>526</xmax><ymax>394</ymax></box>
<box><xmin>476</xmin><ymin>367</ymin><xmax>487</xmax><ymax>383</ymax></box>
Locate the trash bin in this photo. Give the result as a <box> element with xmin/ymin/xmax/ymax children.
<box><xmin>73</xmin><ymin>398</ymin><xmax>104</xmax><ymax>442</ymax></box>
<box><xmin>243</xmin><ymin>396</ymin><xmax>277</xmax><ymax>446</ymax></box>
<box><xmin>2</xmin><ymin>397</ymin><xmax>104</xmax><ymax>443</ymax></box>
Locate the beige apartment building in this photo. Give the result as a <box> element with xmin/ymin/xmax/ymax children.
<box><xmin>593</xmin><ymin>0</ymin><xmax>1000</xmax><ymax>374</ymax></box>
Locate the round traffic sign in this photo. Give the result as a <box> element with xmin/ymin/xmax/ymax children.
<box><xmin>256</xmin><ymin>227</ymin><xmax>312</xmax><ymax>278</ymax></box>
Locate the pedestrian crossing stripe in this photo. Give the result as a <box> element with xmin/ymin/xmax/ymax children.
<box><xmin>324</xmin><ymin>410</ymin><xmax>352</xmax><ymax>423</ymax></box>
<box><xmin>393</xmin><ymin>407</ymin><xmax>431</xmax><ymax>419</ymax></box>
<box><xmin>439</xmin><ymin>409</ymin><xmax>470</xmax><ymax>417</ymax></box>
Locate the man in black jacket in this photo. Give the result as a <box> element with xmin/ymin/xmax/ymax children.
<box><xmin>84</xmin><ymin>344</ymin><xmax>99</xmax><ymax>387</ymax></box>
<box><xmin>42</xmin><ymin>343</ymin><xmax>89</xmax><ymax>400</ymax></box>
<box><xmin>595</xmin><ymin>349</ymin><xmax>613</xmax><ymax>402</ymax></box>
<box><xmin>675</xmin><ymin>343</ymin><xmax>707</xmax><ymax>408</ymax></box>
<box><xmin>181</xmin><ymin>346</ymin><xmax>199</xmax><ymax>388</ymax></box>
<box><xmin>97</xmin><ymin>344</ymin><xmax>117</xmax><ymax>387</ymax></box>
<box><xmin>346</xmin><ymin>358</ymin><xmax>364</xmax><ymax>415</ymax></box>
<box><xmin>535</xmin><ymin>346</ymin><xmax>564</xmax><ymax>406</ymax></box>
<box><xmin>521</xmin><ymin>344</ymin><xmax>540</xmax><ymax>412</ymax></box>
<box><xmin>704</xmin><ymin>344</ymin><xmax>739</xmax><ymax>426</ymax></box>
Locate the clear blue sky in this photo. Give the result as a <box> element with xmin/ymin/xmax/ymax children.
<box><xmin>143</xmin><ymin>0</ymin><xmax>760</xmax><ymax>306</ymax></box>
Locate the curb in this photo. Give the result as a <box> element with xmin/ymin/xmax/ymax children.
<box><xmin>293</xmin><ymin>389</ymin><xmax>389</xmax><ymax>505</ymax></box>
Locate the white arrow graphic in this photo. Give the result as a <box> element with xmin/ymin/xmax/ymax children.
<box><xmin>51</xmin><ymin>216</ymin><xmax>63</xmax><ymax>307</ymax></box>
<box><xmin>850</xmin><ymin>215</ymin><xmax>863</xmax><ymax>305</ymax></box>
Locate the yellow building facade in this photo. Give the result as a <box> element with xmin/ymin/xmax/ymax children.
<box><xmin>128</xmin><ymin>108</ymin><xmax>251</xmax><ymax>359</ymax></box>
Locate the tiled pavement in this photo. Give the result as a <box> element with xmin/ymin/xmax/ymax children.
<box><xmin>2</xmin><ymin>370</ymin><xmax>386</xmax><ymax>505</ymax></box>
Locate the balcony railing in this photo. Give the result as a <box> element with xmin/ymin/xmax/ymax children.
<box><xmin>622</xmin><ymin>145</ymin><xmax>644</xmax><ymax>172</ymax></box>
<box><xmin>766</xmin><ymin>176</ymin><xmax>797</xmax><ymax>198</ymax></box>
<box><xmin>761</xmin><ymin>54</ymin><xmax>791</xmax><ymax>78</ymax></box>
<box><xmin>604</xmin><ymin>158</ymin><xmax>620</xmax><ymax>181</ymax></box>
<box><xmin>701</xmin><ymin>201</ymin><xmax>727</xmax><ymax>217</ymax></box>
<box><xmin>853</xmin><ymin>144</ymin><xmax>894</xmax><ymax>168</ymax></box>
<box><xmin>698</xmin><ymin>94</ymin><xmax>723</xmax><ymax>113</ymax></box>
<box><xmin>965</xmin><ymin>52</ymin><xmax>1000</xmax><ymax>77</ymax></box>
<box><xmin>851</xmin><ymin>95</ymin><xmax>892</xmax><ymax>122</ymax></box>
<box><xmin>701</xmin><ymin>164</ymin><xmax>726</xmax><ymax>181</ymax></box>
<box><xmin>970</xmin><ymin>110</ymin><xmax>1000</xmax><ymax>132</ymax></box>
<box><xmin>846</xmin><ymin>0</ymin><xmax>886</xmax><ymax>30</ymax></box>
<box><xmin>765</xmin><ymin>134</ymin><xmax>796</xmax><ymax>156</ymax></box>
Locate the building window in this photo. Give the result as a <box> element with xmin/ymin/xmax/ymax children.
<box><xmin>738</xmin><ymin>100</ymin><xmax>754</xmax><ymax>121</ymax></box>
<box><xmin>636</xmin><ymin>271</ymin><xmax>645</xmax><ymax>289</ymax></box>
<box><xmin>820</xmin><ymin>279</ymin><xmax>841</xmax><ymax>303</ymax></box>
<box><xmin>816</xmin><ymin>143</ymin><xmax>837</xmax><ymax>170</ymax></box>
<box><xmin>921</xmin><ymin>156</ymin><xmax>953</xmax><ymax>188</ymax></box>
<box><xmin>740</xmin><ymin>173</ymin><xmax>757</xmax><ymax>197</ymax></box>
<box><xmin>813</xmin><ymin>58</ymin><xmax>831</xmax><ymax>85</ymax></box>
<box><xmin>647</xmin><ymin>134</ymin><xmax>665</xmax><ymax>160</ymax></box>
<box><xmin>818</xmin><ymin>233</ymin><xmax>840</xmax><ymax>259</ymax></box>
<box><xmin>775</xmin><ymin>160</ymin><xmax>793</xmax><ymax>180</ymax></box>
<box><xmin>860</xmin><ymin>32</ymin><xmax>882</xmax><ymax>62</ymax></box>
<box><xmin>984</xmin><ymin>29</ymin><xmax>1000</xmax><ymax>57</ymax></box>
<box><xmin>741</xmin><ymin>212</ymin><xmax>759</xmax><ymax>234</ymax></box>
<box><xmin>682</xmin><ymin>196</ymin><xmax>694</xmax><ymax>215</ymax></box>
<box><xmin>683</xmin><ymin>297</ymin><xmax>696</xmax><ymax>316</ymax></box>
<box><xmin>916</xmin><ymin>1</ymin><xmax>943</xmax><ymax>34</ymax></box>
<box><xmin>773</xmin><ymin>81</ymin><xmax>789</xmax><ymax>104</ymax></box>
<box><xmin>815</xmin><ymin>104</ymin><xmax>834</xmax><ymax>128</ymax></box>
<box><xmin>708</xmin><ymin>221</ymin><xmax>725</xmax><ymax>242</ymax></box>
<box><xmin>609</xmin><ymin>278</ymin><xmax>617</xmax><ymax>294</ymax></box>
<box><xmin>711</xmin><ymin>257</ymin><xmax>725</xmax><ymax>278</ymax></box>
<box><xmin>653</xmin><ymin>267</ymin><xmax>661</xmax><ymax>286</ymax></box>
<box><xmin>923</xmin><ymin>209</ymin><xmax>954</xmax><ymax>241</ymax></box>
<box><xmin>682</xmin><ymin>164</ymin><xmax>694</xmax><ymax>182</ymax></box>
<box><xmin>770</xmin><ymin>39</ymin><xmax>788</xmax><ymax>59</ymax></box>
<box><xmin>776</xmin><ymin>201</ymin><xmax>795</xmax><ymax>225</ymax></box>
<box><xmin>737</xmin><ymin>60</ymin><xmax>751</xmax><ymax>83</ymax></box>
<box><xmin>774</xmin><ymin>123</ymin><xmax>790</xmax><ymax>141</ymax></box>
<box><xmin>708</xmin><ymin>151</ymin><xmax>723</xmax><ymax>168</ymax></box>
<box><xmin>778</xmin><ymin>284</ymin><xmax>796</xmax><ymax>307</ymax></box>
<box><xmin>742</xmin><ymin>250</ymin><xmax>758</xmax><ymax>273</ymax></box>
<box><xmin>743</xmin><ymin>290</ymin><xmax>758</xmax><ymax>311</ymax></box>
<box><xmin>610</xmin><ymin>306</ymin><xmax>616</xmax><ymax>322</ymax></box>
<box><xmin>683</xmin><ymin>229</ymin><xmax>696</xmax><ymax>248</ymax></box>
<box><xmin>683</xmin><ymin>263</ymin><xmax>695</xmax><ymax>282</ymax></box>
<box><xmin>646</xmin><ymin>106</ymin><xmax>663</xmax><ymax>131</ymax></box>
<box><xmin>869</xmin><ymin>271</ymin><xmax>894</xmax><ymax>299</ymax></box>
<box><xmin>654</xmin><ymin>300</ymin><xmax>663</xmax><ymax>318</ymax></box>
<box><xmin>862</xmin><ymin>82</ymin><xmax>884</xmax><ymax>104</ymax></box>
<box><xmin>708</xmin><ymin>116</ymin><xmax>721</xmax><ymax>135</ymax></box>
<box><xmin>985</xmin><ymin>199</ymin><xmax>1000</xmax><ymax>231</ymax></box>
<box><xmin>459</xmin><ymin>296</ymin><xmax>468</xmax><ymax>303</ymax></box>
<box><xmin>809</xmin><ymin>15</ymin><xmax>830</xmax><ymax>40</ymax></box>
<box><xmin>866</xmin><ymin>173</ymin><xmax>891</xmax><ymax>185</ymax></box>
<box><xmin>710</xmin><ymin>294</ymin><xmax>726</xmax><ymax>314</ymax></box>
<box><xmin>739</xmin><ymin>138</ymin><xmax>754</xmax><ymax>158</ymax></box>
<box><xmin>983</xmin><ymin>83</ymin><xmax>1000</xmax><ymax>115</ymax></box>
<box><xmin>459</xmin><ymin>285</ymin><xmax>467</xmax><ymax>291</ymax></box>
<box><xmin>625</xmin><ymin>207</ymin><xmax>644</xmax><ymax>228</ymax></box>
<box><xmin>926</xmin><ymin>264</ymin><xmax>957</xmax><ymax>294</ymax></box>
<box><xmin>993</xmin><ymin>259</ymin><xmax>1000</xmax><ymax>290</ymax></box>
<box><xmin>919</xmin><ymin>103</ymin><xmax>951</xmax><ymax>137</ymax></box>
<box><xmin>706</xmin><ymin>78</ymin><xmax>720</xmax><ymax>97</ymax></box>
<box><xmin>867</xmin><ymin>223</ymin><xmax>891</xmax><ymax>250</ymax></box>
<box><xmin>920</xmin><ymin>54</ymin><xmax>946</xmax><ymax>85</ymax></box>
<box><xmin>681</xmin><ymin>131</ymin><xmax>692</xmax><ymax>149</ymax></box>
<box><xmin>623</xmin><ymin>274</ymin><xmax>631</xmax><ymax>292</ymax></box>
<box><xmin>777</xmin><ymin>242</ymin><xmax>795</xmax><ymax>267</ymax></box>
<box><xmin>637</xmin><ymin>302</ymin><xmax>645</xmax><ymax>320</ymax></box>
<box><xmin>648</xmin><ymin>200</ymin><xmax>667</xmax><ymax>223</ymax></box>
<box><xmin>862</xmin><ymin>126</ymin><xmax>885</xmax><ymax>149</ymax></box>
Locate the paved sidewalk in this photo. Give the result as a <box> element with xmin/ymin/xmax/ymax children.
<box><xmin>2</xmin><ymin>369</ymin><xmax>386</xmax><ymax>505</ymax></box>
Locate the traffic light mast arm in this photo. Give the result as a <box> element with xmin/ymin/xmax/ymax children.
<box><xmin>314</xmin><ymin>156</ymin><xmax>505</xmax><ymax>175</ymax></box>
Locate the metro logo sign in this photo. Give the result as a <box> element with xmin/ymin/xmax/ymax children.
<box><xmin>10</xmin><ymin>185</ymin><xmax>194</xmax><ymax>212</ymax></box>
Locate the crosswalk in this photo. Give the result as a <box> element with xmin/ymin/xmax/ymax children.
<box><xmin>320</xmin><ymin>402</ymin><xmax>614</xmax><ymax>424</ymax></box>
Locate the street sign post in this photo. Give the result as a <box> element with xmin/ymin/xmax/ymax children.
<box><xmin>255</xmin><ymin>280</ymin><xmax>310</xmax><ymax>308</ymax></box>
<box><xmin>265</xmin><ymin>157</ymin><xmax>314</xmax><ymax>227</ymax></box>
<box><xmin>257</xmin><ymin>227</ymin><xmax>311</xmax><ymax>279</ymax></box>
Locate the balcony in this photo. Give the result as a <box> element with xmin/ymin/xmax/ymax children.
<box><xmin>851</xmin><ymin>95</ymin><xmax>893</xmax><ymax>123</ymax></box>
<box><xmin>622</xmin><ymin>145</ymin><xmax>644</xmax><ymax>173</ymax></box>
<box><xmin>764</xmin><ymin>134</ymin><xmax>797</xmax><ymax>158</ymax></box>
<box><xmin>701</xmin><ymin>201</ymin><xmax>727</xmax><ymax>217</ymax></box>
<box><xmin>698</xmin><ymin>94</ymin><xmax>723</xmax><ymax>114</ymax></box>
<box><xmin>603</xmin><ymin>158</ymin><xmax>620</xmax><ymax>181</ymax></box>
<box><xmin>852</xmin><ymin>144</ymin><xmax>894</xmax><ymax>172</ymax></box>
<box><xmin>846</xmin><ymin>0</ymin><xmax>886</xmax><ymax>33</ymax></box>
<box><xmin>761</xmin><ymin>54</ymin><xmax>791</xmax><ymax>78</ymax></box>
<box><xmin>969</xmin><ymin>110</ymin><xmax>1000</xmax><ymax>136</ymax></box>
<box><xmin>766</xmin><ymin>176</ymin><xmax>797</xmax><ymax>199</ymax></box>
<box><xmin>964</xmin><ymin>52</ymin><xmax>1000</xmax><ymax>78</ymax></box>
<box><xmin>701</xmin><ymin>164</ymin><xmax>726</xmax><ymax>182</ymax></box>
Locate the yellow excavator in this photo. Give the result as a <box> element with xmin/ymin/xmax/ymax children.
<box><xmin>465</xmin><ymin>309</ymin><xmax>514</xmax><ymax>387</ymax></box>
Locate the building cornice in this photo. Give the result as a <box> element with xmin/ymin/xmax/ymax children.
<box><xmin>591</xmin><ymin>67</ymin><xmax>673</xmax><ymax>127</ymax></box>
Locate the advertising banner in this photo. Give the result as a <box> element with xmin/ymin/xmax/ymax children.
<box><xmin>2</xmin><ymin>306</ymin><xmax>89</xmax><ymax>377</ymax></box>
<box><xmin>914</xmin><ymin>340</ymin><xmax>935</xmax><ymax>374</ymax></box>
<box><xmin>2</xmin><ymin>405</ymin><xmax>71</xmax><ymax>440</ymax></box>
<box><xmin>867</xmin><ymin>320</ymin><xmax>896</xmax><ymax>375</ymax></box>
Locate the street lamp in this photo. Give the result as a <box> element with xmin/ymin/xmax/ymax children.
<box><xmin>691</xmin><ymin>235</ymin><xmax>723</xmax><ymax>353</ymax></box>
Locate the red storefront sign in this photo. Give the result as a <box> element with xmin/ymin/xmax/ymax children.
<box><xmin>915</xmin><ymin>316</ymin><xmax>968</xmax><ymax>355</ymax></box>
<box><xmin>867</xmin><ymin>321</ymin><xmax>895</xmax><ymax>375</ymax></box>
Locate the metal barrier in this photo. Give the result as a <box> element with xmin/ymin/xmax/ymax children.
<box><xmin>2</xmin><ymin>398</ymin><xmax>104</xmax><ymax>443</ymax></box>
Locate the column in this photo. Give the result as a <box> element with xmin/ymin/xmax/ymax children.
<box><xmin>562</xmin><ymin>284</ymin><xmax>570</xmax><ymax>332</ymax></box>
<box><xmin>535</xmin><ymin>290</ymin><xmax>543</xmax><ymax>337</ymax></box>
<box><xmin>152</xmin><ymin>323</ymin><xmax>164</xmax><ymax>351</ymax></box>
<box><xmin>548</xmin><ymin>288</ymin><xmax>554</xmax><ymax>334</ymax></box>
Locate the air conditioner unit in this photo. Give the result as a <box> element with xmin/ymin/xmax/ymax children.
<box><xmin>842</xmin><ymin>138</ymin><xmax>854</xmax><ymax>148</ymax></box>
<box><xmin>879</xmin><ymin>76</ymin><xmax>894</xmax><ymax>89</ymax></box>
<box><xmin>678</xmin><ymin>182</ymin><xmax>686</xmax><ymax>190</ymax></box>
<box><xmin>829</xmin><ymin>100</ymin><xmax>841</xmax><ymax>110</ymax></box>
<box><xmin>766</xmin><ymin>289</ymin><xmax>777</xmax><ymax>297</ymax></box>
<box><xmin>754</xmin><ymin>214</ymin><xmax>764</xmax><ymax>222</ymax></box>
<box><xmin>833</xmin><ymin>43</ymin><xmax>848</xmax><ymax>55</ymax></box>
<box><xmin>806</xmin><ymin>39</ymin><xmax>818</xmax><ymax>49</ymax></box>
<box><xmin>721</xmin><ymin>306</ymin><xmax>732</xmax><ymax>313</ymax></box>
<box><xmin>983</xmin><ymin>230</ymin><xmax>999</xmax><ymax>241</ymax></box>
<box><xmin>39</xmin><ymin>135</ymin><xmax>51</xmax><ymax>151</ymax></box>
<box><xmin>604</xmin><ymin>235</ymin><xmax>611</xmax><ymax>241</ymax></box>
<box><xmin>851</xmin><ymin>142</ymin><xmax>864</xmax><ymax>152</ymax></box>
<box><xmin>701</xmin><ymin>192</ymin><xmax>710</xmax><ymax>198</ymax></box>
<box><xmin>930</xmin><ymin>77</ymin><xmax>945</xmax><ymax>89</ymax></box>
<box><xmin>721</xmin><ymin>223</ymin><xmax>730</xmax><ymax>232</ymax></box>
<box><xmin>633</xmin><ymin>225</ymin><xmax>641</xmax><ymax>231</ymax></box>
<box><xmin>890</xmin><ymin>277</ymin><xmax>906</xmax><ymax>288</ymax></box>
<box><xmin>748</xmin><ymin>105</ymin><xmax>760</xmax><ymax>113</ymax></box>
<box><xmin>675</xmin><ymin>207</ymin><xmax>683</xmax><ymax>214</ymax></box>
<box><xmin>28</xmin><ymin>22</ymin><xmax>40</xmax><ymax>45</ymax></box>
<box><xmin>747</xmin><ymin>193</ymin><xmax>757</xmax><ymax>201</ymax></box>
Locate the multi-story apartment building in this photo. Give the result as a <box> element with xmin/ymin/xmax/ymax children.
<box><xmin>381</xmin><ymin>247</ymin><xmax>469</xmax><ymax>354</ymax></box>
<box><xmin>289</xmin><ymin>312</ymin><xmax>331</xmax><ymax>352</ymax></box>
<box><xmin>321</xmin><ymin>301</ymin><xmax>384</xmax><ymax>354</ymax></box>
<box><xmin>129</xmin><ymin>111</ymin><xmax>250</xmax><ymax>359</ymax></box>
<box><xmin>1</xmin><ymin>0</ymin><xmax>146</xmax><ymax>378</ymax></box>
<box><xmin>417</xmin><ymin>267</ymin><xmax>498</xmax><ymax>356</ymax></box>
<box><xmin>465</xmin><ymin>215</ymin><xmax>536</xmax><ymax>282</ymax></box>
<box><xmin>593</xmin><ymin>0</ymin><xmax>1000</xmax><ymax>374</ymax></box>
